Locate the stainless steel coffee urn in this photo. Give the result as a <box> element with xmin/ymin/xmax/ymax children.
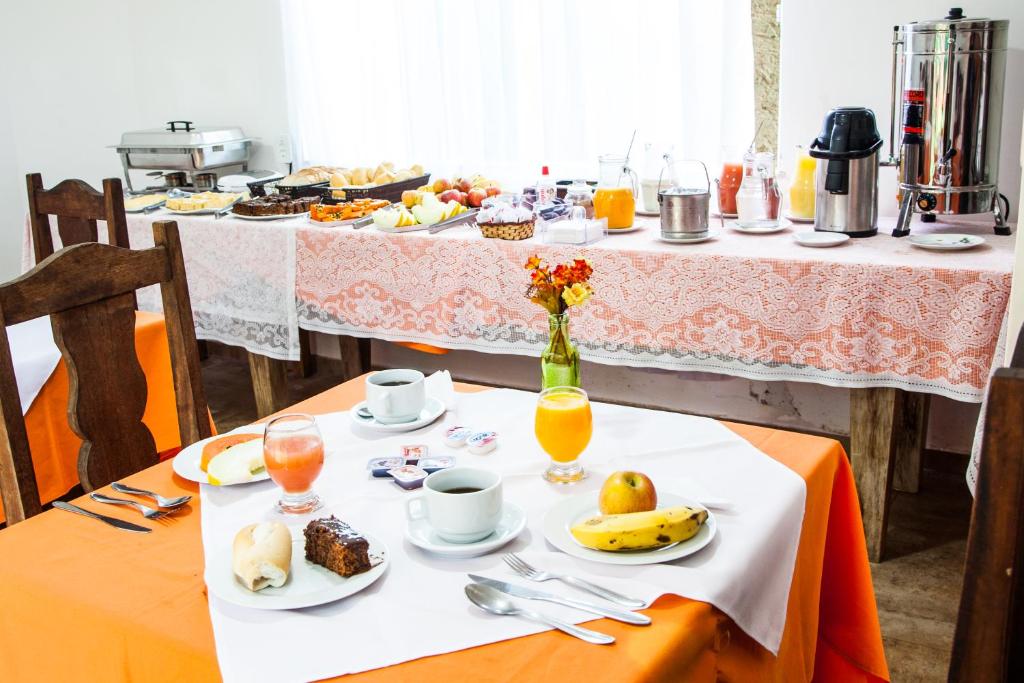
<box><xmin>809</xmin><ymin>107</ymin><xmax>883</xmax><ymax>237</ymax></box>
<box><xmin>887</xmin><ymin>7</ymin><xmax>1011</xmax><ymax>236</ymax></box>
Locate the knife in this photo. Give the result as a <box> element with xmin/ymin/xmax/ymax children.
<box><xmin>52</xmin><ymin>501</ymin><xmax>152</xmax><ymax>533</ymax></box>
<box><xmin>467</xmin><ymin>574</ymin><xmax>650</xmax><ymax>625</ymax></box>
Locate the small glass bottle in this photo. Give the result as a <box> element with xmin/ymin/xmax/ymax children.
<box><xmin>535</xmin><ymin>166</ymin><xmax>556</xmax><ymax>206</ymax></box>
<box><xmin>564</xmin><ymin>180</ymin><xmax>594</xmax><ymax>218</ymax></box>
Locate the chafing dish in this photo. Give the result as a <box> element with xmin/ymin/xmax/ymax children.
<box><xmin>112</xmin><ymin>120</ymin><xmax>252</xmax><ymax>192</ymax></box>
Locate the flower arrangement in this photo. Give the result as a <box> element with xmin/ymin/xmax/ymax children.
<box><xmin>524</xmin><ymin>255</ymin><xmax>594</xmax><ymax>388</ymax></box>
<box><xmin>524</xmin><ymin>255</ymin><xmax>594</xmax><ymax>315</ymax></box>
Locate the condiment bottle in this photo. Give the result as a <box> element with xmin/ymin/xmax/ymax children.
<box><xmin>535</xmin><ymin>166</ymin><xmax>556</xmax><ymax>206</ymax></box>
<box><xmin>564</xmin><ymin>180</ymin><xmax>595</xmax><ymax>218</ymax></box>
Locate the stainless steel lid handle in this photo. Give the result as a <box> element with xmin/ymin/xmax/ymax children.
<box><xmin>166</xmin><ymin>120</ymin><xmax>193</xmax><ymax>132</ymax></box>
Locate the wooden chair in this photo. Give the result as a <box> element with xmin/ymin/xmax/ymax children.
<box><xmin>948</xmin><ymin>360</ymin><xmax>1024</xmax><ymax>679</ymax></box>
<box><xmin>0</xmin><ymin>221</ymin><xmax>212</xmax><ymax>525</ymax></box>
<box><xmin>27</xmin><ymin>173</ymin><xmax>130</xmax><ymax>262</ymax></box>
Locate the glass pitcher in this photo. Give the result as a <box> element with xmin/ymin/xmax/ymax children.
<box><xmin>735</xmin><ymin>151</ymin><xmax>781</xmax><ymax>228</ymax></box>
<box><xmin>594</xmin><ymin>154</ymin><xmax>637</xmax><ymax>230</ymax></box>
<box><xmin>788</xmin><ymin>146</ymin><xmax>816</xmax><ymax>220</ymax></box>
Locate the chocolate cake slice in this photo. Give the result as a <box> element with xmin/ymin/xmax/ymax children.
<box><xmin>303</xmin><ymin>516</ymin><xmax>371</xmax><ymax>577</ymax></box>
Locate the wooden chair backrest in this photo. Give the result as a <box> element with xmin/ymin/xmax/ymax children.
<box><xmin>0</xmin><ymin>221</ymin><xmax>212</xmax><ymax>525</ymax></box>
<box><xmin>26</xmin><ymin>173</ymin><xmax>130</xmax><ymax>262</ymax></box>
<box><xmin>948</xmin><ymin>363</ymin><xmax>1024</xmax><ymax>681</ymax></box>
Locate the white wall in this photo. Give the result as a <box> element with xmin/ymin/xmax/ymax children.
<box><xmin>778</xmin><ymin>0</ymin><xmax>1024</xmax><ymax>221</ymax></box>
<box><xmin>0</xmin><ymin>0</ymin><xmax>292</xmax><ymax>279</ymax></box>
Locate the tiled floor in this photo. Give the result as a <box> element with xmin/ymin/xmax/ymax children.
<box><xmin>202</xmin><ymin>354</ymin><xmax>969</xmax><ymax>682</ymax></box>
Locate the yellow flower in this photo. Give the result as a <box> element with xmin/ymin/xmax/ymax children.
<box><xmin>562</xmin><ymin>282</ymin><xmax>592</xmax><ymax>307</ymax></box>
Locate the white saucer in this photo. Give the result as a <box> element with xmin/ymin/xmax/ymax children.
<box><xmin>784</xmin><ymin>213</ymin><xmax>815</xmax><ymax>224</ymax></box>
<box><xmin>793</xmin><ymin>231</ymin><xmax>850</xmax><ymax>248</ymax></box>
<box><xmin>541</xmin><ymin>491</ymin><xmax>716</xmax><ymax>566</ymax></box>
<box><xmin>728</xmin><ymin>219</ymin><xmax>791</xmax><ymax>234</ymax></box>
<box><xmin>205</xmin><ymin>528</ymin><xmax>389</xmax><ymax>610</ymax></box>
<box><xmin>405</xmin><ymin>502</ymin><xmax>527</xmax><ymax>558</ymax></box>
<box><xmin>172</xmin><ymin>427</ymin><xmax>268</xmax><ymax>485</ymax></box>
<box><xmin>606</xmin><ymin>225</ymin><xmax>644</xmax><ymax>234</ymax></box>
<box><xmin>349</xmin><ymin>396</ymin><xmax>446</xmax><ymax>433</ymax></box>
<box><xmin>908</xmin><ymin>233</ymin><xmax>986</xmax><ymax>251</ymax></box>
<box><xmin>635</xmin><ymin>207</ymin><xmax>660</xmax><ymax>217</ymax></box>
<box><xmin>658</xmin><ymin>229</ymin><xmax>719</xmax><ymax>245</ymax></box>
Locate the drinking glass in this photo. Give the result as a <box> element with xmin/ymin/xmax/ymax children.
<box><xmin>535</xmin><ymin>386</ymin><xmax>593</xmax><ymax>484</ymax></box>
<box><xmin>264</xmin><ymin>413</ymin><xmax>325</xmax><ymax>514</ymax></box>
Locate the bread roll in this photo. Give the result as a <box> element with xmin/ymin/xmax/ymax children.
<box><xmin>350</xmin><ymin>167</ymin><xmax>369</xmax><ymax>185</ymax></box>
<box><xmin>232</xmin><ymin>522</ymin><xmax>292</xmax><ymax>591</ymax></box>
<box><xmin>330</xmin><ymin>172</ymin><xmax>350</xmax><ymax>188</ymax></box>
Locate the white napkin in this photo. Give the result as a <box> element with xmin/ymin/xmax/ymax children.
<box><xmin>201</xmin><ymin>389</ymin><xmax>806</xmax><ymax>683</ymax></box>
<box><xmin>424</xmin><ymin>369</ymin><xmax>457</xmax><ymax>410</ymax></box>
<box><xmin>7</xmin><ymin>316</ymin><xmax>61</xmax><ymax>414</ymax></box>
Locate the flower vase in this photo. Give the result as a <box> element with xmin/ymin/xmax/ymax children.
<box><xmin>541</xmin><ymin>312</ymin><xmax>581</xmax><ymax>389</ymax></box>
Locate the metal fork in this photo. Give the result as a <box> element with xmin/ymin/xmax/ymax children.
<box><xmin>111</xmin><ymin>482</ymin><xmax>191</xmax><ymax>508</ymax></box>
<box><xmin>89</xmin><ymin>493</ymin><xmax>171</xmax><ymax>520</ymax></box>
<box><xmin>502</xmin><ymin>553</ymin><xmax>645</xmax><ymax>608</ymax></box>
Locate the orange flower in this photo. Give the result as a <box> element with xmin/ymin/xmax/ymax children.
<box><xmin>552</xmin><ymin>264</ymin><xmax>572</xmax><ymax>287</ymax></box>
<box><xmin>524</xmin><ymin>255</ymin><xmax>542</xmax><ymax>270</ymax></box>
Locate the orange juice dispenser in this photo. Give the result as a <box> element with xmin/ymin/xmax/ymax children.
<box><xmin>593</xmin><ymin>154</ymin><xmax>637</xmax><ymax>230</ymax></box>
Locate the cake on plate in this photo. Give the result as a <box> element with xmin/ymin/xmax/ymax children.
<box><xmin>303</xmin><ymin>516</ymin><xmax>372</xmax><ymax>577</ymax></box>
<box><xmin>232</xmin><ymin>194</ymin><xmax>316</xmax><ymax>216</ymax></box>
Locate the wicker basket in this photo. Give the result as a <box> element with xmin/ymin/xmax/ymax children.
<box><xmin>478</xmin><ymin>220</ymin><xmax>536</xmax><ymax>240</ymax></box>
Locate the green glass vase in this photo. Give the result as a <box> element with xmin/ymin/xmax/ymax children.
<box><xmin>541</xmin><ymin>312</ymin><xmax>581</xmax><ymax>389</ymax></box>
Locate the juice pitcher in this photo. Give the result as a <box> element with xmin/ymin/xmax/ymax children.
<box><xmin>594</xmin><ymin>154</ymin><xmax>638</xmax><ymax>230</ymax></box>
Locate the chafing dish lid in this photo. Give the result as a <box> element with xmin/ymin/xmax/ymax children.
<box><xmin>117</xmin><ymin>121</ymin><xmax>249</xmax><ymax>148</ymax></box>
<box><xmin>902</xmin><ymin>7</ymin><xmax>1008</xmax><ymax>33</ymax></box>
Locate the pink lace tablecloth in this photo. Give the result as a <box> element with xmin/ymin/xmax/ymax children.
<box><xmin>296</xmin><ymin>214</ymin><xmax>1014</xmax><ymax>403</ymax></box>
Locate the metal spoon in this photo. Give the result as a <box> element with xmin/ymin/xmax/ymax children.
<box><xmin>111</xmin><ymin>482</ymin><xmax>192</xmax><ymax>508</ymax></box>
<box><xmin>464</xmin><ymin>583</ymin><xmax>615</xmax><ymax>645</ymax></box>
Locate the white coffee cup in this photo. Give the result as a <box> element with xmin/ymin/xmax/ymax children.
<box><xmin>365</xmin><ymin>369</ymin><xmax>426</xmax><ymax>424</ymax></box>
<box><xmin>405</xmin><ymin>467</ymin><xmax>502</xmax><ymax>543</ymax></box>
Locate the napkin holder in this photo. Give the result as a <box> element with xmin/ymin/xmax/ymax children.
<box><xmin>542</xmin><ymin>208</ymin><xmax>607</xmax><ymax>245</ymax></box>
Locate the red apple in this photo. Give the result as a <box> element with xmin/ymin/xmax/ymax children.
<box><xmin>454</xmin><ymin>177</ymin><xmax>473</xmax><ymax>193</ymax></box>
<box><xmin>599</xmin><ymin>471</ymin><xmax>657</xmax><ymax>515</ymax></box>
<box><xmin>438</xmin><ymin>189</ymin><xmax>461</xmax><ymax>204</ymax></box>
<box><xmin>432</xmin><ymin>178</ymin><xmax>452</xmax><ymax>193</ymax></box>
<box><xmin>485</xmin><ymin>186</ymin><xmax>501</xmax><ymax>198</ymax></box>
<box><xmin>467</xmin><ymin>187</ymin><xmax>487</xmax><ymax>207</ymax></box>
<box><xmin>456</xmin><ymin>191</ymin><xmax>469</xmax><ymax>205</ymax></box>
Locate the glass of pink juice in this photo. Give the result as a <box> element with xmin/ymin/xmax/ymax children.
<box><xmin>264</xmin><ymin>413</ymin><xmax>325</xmax><ymax>514</ymax></box>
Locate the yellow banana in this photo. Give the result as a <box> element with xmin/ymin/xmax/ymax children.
<box><xmin>570</xmin><ymin>505</ymin><xmax>708</xmax><ymax>551</ymax></box>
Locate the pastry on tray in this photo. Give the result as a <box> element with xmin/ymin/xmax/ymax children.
<box><xmin>232</xmin><ymin>194</ymin><xmax>316</xmax><ymax>216</ymax></box>
<box><xmin>232</xmin><ymin>522</ymin><xmax>292</xmax><ymax>591</ymax></box>
<box><xmin>303</xmin><ymin>516</ymin><xmax>372</xmax><ymax>578</ymax></box>
<box><xmin>310</xmin><ymin>198</ymin><xmax>390</xmax><ymax>223</ymax></box>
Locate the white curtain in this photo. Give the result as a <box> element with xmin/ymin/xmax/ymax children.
<box><xmin>281</xmin><ymin>0</ymin><xmax>754</xmax><ymax>188</ymax></box>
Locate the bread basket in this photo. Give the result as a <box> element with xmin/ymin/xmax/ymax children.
<box><xmin>478</xmin><ymin>220</ymin><xmax>536</xmax><ymax>240</ymax></box>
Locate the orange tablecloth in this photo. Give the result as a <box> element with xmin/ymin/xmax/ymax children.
<box><xmin>0</xmin><ymin>379</ymin><xmax>888</xmax><ymax>682</ymax></box>
<box><xmin>0</xmin><ymin>311</ymin><xmax>182</xmax><ymax>522</ymax></box>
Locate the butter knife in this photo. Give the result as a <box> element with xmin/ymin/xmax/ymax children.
<box><xmin>467</xmin><ymin>574</ymin><xmax>650</xmax><ymax>625</ymax></box>
<box><xmin>52</xmin><ymin>501</ymin><xmax>151</xmax><ymax>533</ymax></box>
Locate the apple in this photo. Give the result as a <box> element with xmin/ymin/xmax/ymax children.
<box><xmin>401</xmin><ymin>190</ymin><xmax>421</xmax><ymax>208</ymax></box>
<box><xmin>432</xmin><ymin>178</ymin><xmax>452</xmax><ymax>193</ymax></box>
<box><xmin>454</xmin><ymin>177</ymin><xmax>473</xmax><ymax>193</ymax></box>
<box><xmin>467</xmin><ymin>187</ymin><xmax>487</xmax><ymax>208</ymax></box>
<box><xmin>485</xmin><ymin>186</ymin><xmax>501</xmax><ymax>198</ymax></box>
<box><xmin>438</xmin><ymin>189</ymin><xmax>461</xmax><ymax>204</ymax></box>
<box><xmin>456</xmin><ymin>191</ymin><xmax>469</xmax><ymax>205</ymax></box>
<box><xmin>599</xmin><ymin>471</ymin><xmax>657</xmax><ymax>515</ymax></box>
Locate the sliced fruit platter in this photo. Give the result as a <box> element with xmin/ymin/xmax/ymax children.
<box><xmin>371</xmin><ymin>193</ymin><xmax>472</xmax><ymax>232</ymax></box>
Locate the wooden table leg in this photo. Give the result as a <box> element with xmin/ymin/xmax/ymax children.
<box><xmin>297</xmin><ymin>329</ymin><xmax>317</xmax><ymax>378</ymax></box>
<box><xmin>893</xmin><ymin>392</ymin><xmax>930</xmax><ymax>493</ymax></box>
<box><xmin>850</xmin><ymin>387</ymin><xmax>898</xmax><ymax>562</ymax></box>
<box><xmin>247</xmin><ymin>352</ymin><xmax>289</xmax><ymax>418</ymax></box>
<box><xmin>338</xmin><ymin>335</ymin><xmax>371</xmax><ymax>381</ymax></box>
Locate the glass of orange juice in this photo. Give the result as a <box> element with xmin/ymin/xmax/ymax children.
<box><xmin>535</xmin><ymin>386</ymin><xmax>593</xmax><ymax>483</ymax></box>
<box><xmin>264</xmin><ymin>413</ymin><xmax>325</xmax><ymax>514</ymax></box>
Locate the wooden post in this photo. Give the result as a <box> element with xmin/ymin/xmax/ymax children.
<box><xmin>849</xmin><ymin>387</ymin><xmax>898</xmax><ymax>562</ymax></box>
<box><xmin>248</xmin><ymin>352</ymin><xmax>289</xmax><ymax>418</ymax></box>
<box><xmin>297</xmin><ymin>329</ymin><xmax>317</xmax><ymax>378</ymax></box>
<box><xmin>338</xmin><ymin>335</ymin><xmax>371</xmax><ymax>381</ymax></box>
<box><xmin>892</xmin><ymin>391</ymin><xmax>929</xmax><ymax>493</ymax></box>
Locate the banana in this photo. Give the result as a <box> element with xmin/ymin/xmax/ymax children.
<box><xmin>570</xmin><ymin>505</ymin><xmax>708</xmax><ymax>552</ymax></box>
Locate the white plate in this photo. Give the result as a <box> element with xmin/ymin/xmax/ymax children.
<box><xmin>658</xmin><ymin>229</ymin><xmax>719</xmax><ymax>245</ymax></box>
<box><xmin>405</xmin><ymin>502</ymin><xmax>526</xmax><ymax>558</ymax></box>
<box><xmin>124</xmin><ymin>201</ymin><xmax>166</xmax><ymax>213</ymax></box>
<box><xmin>793</xmin><ymin>231</ymin><xmax>850</xmax><ymax>248</ymax></box>
<box><xmin>205</xmin><ymin>528</ymin><xmax>389</xmax><ymax>610</ymax></box>
<box><xmin>542</xmin><ymin>491</ymin><xmax>716</xmax><ymax>566</ymax></box>
<box><xmin>635</xmin><ymin>207</ymin><xmax>660</xmax><ymax>217</ymax></box>
<box><xmin>728</xmin><ymin>219</ymin><xmax>791</xmax><ymax>234</ymax></box>
<box><xmin>349</xmin><ymin>396</ymin><xmax>446</xmax><ymax>433</ymax></box>
<box><xmin>784</xmin><ymin>213</ymin><xmax>815</xmax><ymax>224</ymax></box>
<box><xmin>711</xmin><ymin>211</ymin><xmax>738</xmax><ymax>219</ymax></box>
<box><xmin>308</xmin><ymin>215</ymin><xmax>361</xmax><ymax>227</ymax></box>
<box><xmin>908</xmin><ymin>233</ymin><xmax>986</xmax><ymax>251</ymax></box>
<box><xmin>375</xmin><ymin>222</ymin><xmax>432</xmax><ymax>233</ymax></box>
<box><xmin>606</xmin><ymin>225</ymin><xmax>644</xmax><ymax>234</ymax></box>
<box><xmin>172</xmin><ymin>428</ymin><xmax>268</xmax><ymax>485</ymax></box>
<box><xmin>233</xmin><ymin>211</ymin><xmax>310</xmax><ymax>221</ymax></box>
<box><xmin>164</xmin><ymin>207</ymin><xmax>225</xmax><ymax>215</ymax></box>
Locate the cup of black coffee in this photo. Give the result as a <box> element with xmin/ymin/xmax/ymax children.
<box><xmin>405</xmin><ymin>467</ymin><xmax>502</xmax><ymax>543</ymax></box>
<box><xmin>365</xmin><ymin>369</ymin><xmax>426</xmax><ymax>424</ymax></box>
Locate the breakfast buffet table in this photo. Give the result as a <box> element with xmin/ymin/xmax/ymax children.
<box><xmin>22</xmin><ymin>211</ymin><xmax>1014</xmax><ymax>560</ymax></box>
<box><xmin>0</xmin><ymin>377</ymin><xmax>888</xmax><ymax>682</ymax></box>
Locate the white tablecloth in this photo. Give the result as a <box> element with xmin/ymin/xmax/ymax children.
<box><xmin>200</xmin><ymin>389</ymin><xmax>806</xmax><ymax>682</ymax></box>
